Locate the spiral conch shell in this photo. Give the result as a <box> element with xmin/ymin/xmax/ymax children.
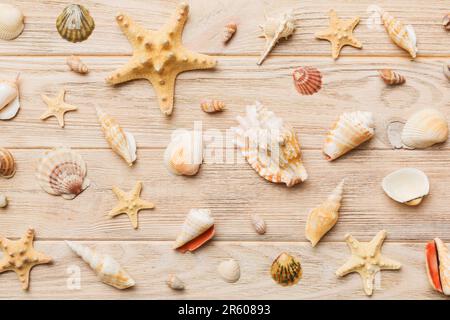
<box><xmin>218</xmin><ymin>259</ymin><xmax>240</xmax><ymax>283</ymax></box>
<box><xmin>257</xmin><ymin>11</ymin><xmax>295</xmax><ymax>65</ymax></box>
<box><xmin>323</xmin><ymin>111</ymin><xmax>375</xmax><ymax>161</ymax></box>
<box><xmin>293</xmin><ymin>66</ymin><xmax>322</xmax><ymax>96</ymax></box>
<box><xmin>270</xmin><ymin>252</ymin><xmax>302</xmax><ymax>286</ymax></box>
<box><xmin>173</xmin><ymin>209</ymin><xmax>215</xmax><ymax>253</ymax></box>
<box><xmin>66</xmin><ymin>55</ymin><xmax>88</xmax><ymax>74</ymax></box>
<box><xmin>164</xmin><ymin>130</ymin><xmax>203</xmax><ymax>176</ymax></box>
<box><xmin>96</xmin><ymin>107</ymin><xmax>137</xmax><ymax>166</ymax></box>
<box><xmin>380</xmin><ymin>9</ymin><xmax>417</xmax><ymax>58</ymax></box>
<box><xmin>0</xmin><ymin>4</ymin><xmax>25</xmax><ymax>40</ymax></box>
<box><xmin>401</xmin><ymin>109</ymin><xmax>448</xmax><ymax>149</ymax></box>
<box><xmin>232</xmin><ymin>102</ymin><xmax>308</xmax><ymax>187</ymax></box>
<box><xmin>426</xmin><ymin>238</ymin><xmax>450</xmax><ymax>296</ymax></box>
<box><xmin>200</xmin><ymin>100</ymin><xmax>225</xmax><ymax>113</ymax></box>
<box><xmin>65</xmin><ymin>241</ymin><xmax>135</xmax><ymax>290</ymax></box>
<box><xmin>379</xmin><ymin>69</ymin><xmax>405</xmax><ymax>85</ymax></box>
<box><xmin>36</xmin><ymin>147</ymin><xmax>90</xmax><ymax>200</ymax></box>
<box><xmin>223</xmin><ymin>22</ymin><xmax>237</xmax><ymax>43</ymax></box>
<box><xmin>0</xmin><ymin>148</ymin><xmax>16</xmax><ymax>179</ymax></box>
<box><xmin>0</xmin><ymin>74</ymin><xmax>20</xmax><ymax>120</ymax></box>
<box><xmin>382</xmin><ymin>168</ymin><xmax>429</xmax><ymax>206</ymax></box>
<box><xmin>56</xmin><ymin>4</ymin><xmax>95</xmax><ymax>43</ymax></box>
<box><xmin>305</xmin><ymin>179</ymin><xmax>345</xmax><ymax>247</ymax></box>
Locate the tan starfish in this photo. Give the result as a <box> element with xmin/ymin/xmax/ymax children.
<box><xmin>109</xmin><ymin>181</ymin><xmax>155</xmax><ymax>229</ymax></box>
<box><xmin>40</xmin><ymin>89</ymin><xmax>77</xmax><ymax>127</ymax></box>
<box><xmin>315</xmin><ymin>10</ymin><xmax>362</xmax><ymax>59</ymax></box>
<box><xmin>0</xmin><ymin>228</ymin><xmax>52</xmax><ymax>290</ymax></box>
<box><xmin>336</xmin><ymin>230</ymin><xmax>402</xmax><ymax>296</ymax></box>
<box><xmin>105</xmin><ymin>2</ymin><xmax>217</xmax><ymax>116</ymax></box>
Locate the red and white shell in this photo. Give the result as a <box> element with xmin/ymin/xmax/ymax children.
<box><xmin>292</xmin><ymin>66</ymin><xmax>322</xmax><ymax>96</ymax></box>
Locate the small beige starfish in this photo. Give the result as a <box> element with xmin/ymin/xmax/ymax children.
<box><xmin>336</xmin><ymin>230</ymin><xmax>401</xmax><ymax>296</ymax></box>
<box><xmin>315</xmin><ymin>10</ymin><xmax>362</xmax><ymax>59</ymax></box>
<box><xmin>109</xmin><ymin>181</ymin><xmax>155</xmax><ymax>229</ymax></box>
<box><xmin>40</xmin><ymin>89</ymin><xmax>77</xmax><ymax>127</ymax></box>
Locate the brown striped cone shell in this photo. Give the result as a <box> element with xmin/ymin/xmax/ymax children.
<box><xmin>270</xmin><ymin>252</ymin><xmax>302</xmax><ymax>286</ymax></box>
<box><xmin>36</xmin><ymin>147</ymin><xmax>90</xmax><ymax>200</ymax></box>
<box><xmin>292</xmin><ymin>66</ymin><xmax>322</xmax><ymax>95</ymax></box>
<box><xmin>66</xmin><ymin>55</ymin><xmax>89</xmax><ymax>74</ymax></box>
<box><xmin>56</xmin><ymin>4</ymin><xmax>95</xmax><ymax>43</ymax></box>
<box><xmin>200</xmin><ymin>100</ymin><xmax>225</xmax><ymax>113</ymax></box>
<box><xmin>223</xmin><ymin>22</ymin><xmax>237</xmax><ymax>43</ymax></box>
<box><xmin>379</xmin><ymin>69</ymin><xmax>405</xmax><ymax>85</ymax></box>
<box><xmin>0</xmin><ymin>148</ymin><xmax>16</xmax><ymax>178</ymax></box>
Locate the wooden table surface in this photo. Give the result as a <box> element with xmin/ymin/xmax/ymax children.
<box><xmin>0</xmin><ymin>0</ymin><xmax>449</xmax><ymax>299</ymax></box>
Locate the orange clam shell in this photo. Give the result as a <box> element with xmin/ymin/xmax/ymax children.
<box><xmin>292</xmin><ymin>66</ymin><xmax>322</xmax><ymax>96</ymax></box>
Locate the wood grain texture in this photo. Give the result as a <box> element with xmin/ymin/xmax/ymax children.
<box><xmin>0</xmin><ymin>0</ymin><xmax>448</xmax><ymax>300</ymax></box>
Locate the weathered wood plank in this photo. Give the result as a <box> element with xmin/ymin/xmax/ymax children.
<box><xmin>0</xmin><ymin>240</ymin><xmax>444</xmax><ymax>300</ymax></box>
<box><xmin>1</xmin><ymin>0</ymin><xmax>449</xmax><ymax>57</ymax></box>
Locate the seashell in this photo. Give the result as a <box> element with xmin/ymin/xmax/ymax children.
<box><xmin>0</xmin><ymin>194</ymin><xmax>7</xmax><ymax>208</ymax></box>
<box><xmin>0</xmin><ymin>148</ymin><xmax>16</xmax><ymax>179</ymax></box>
<box><xmin>56</xmin><ymin>4</ymin><xmax>95</xmax><ymax>43</ymax></box>
<box><xmin>443</xmin><ymin>14</ymin><xmax>450</xmax><ymax>31</ymax></box>
<box><xmin>426</xmin><ymin>238</ymin><xmax>450</xmax><ymax>296</ymax></box>
<box><xmin>65</xmin><ymin>241</ymin><xmax>135</xmax><ymax>290</ymax></box>
<box><xmin>251</xmin><ymin>213</ymin><xmax>266</xmax><ymax>235</ymax></box>
<box><xmin>223</xmin><ymin>22</ymin><xmax>237</xmax><ymax>43</ymax></box>
<box><xmin>167</xmin><ymin>274</ymin><xmax>185</xmax><ymax>290</ymax></box>
<box><xmin>379</xmin><ymin>69</ymin><xmax>405</xmax><ymax>85</ymax></box>
<box><xmin>386</xmin><ymin>120</ymin><xmax>405</xmax><ymax>149</ymax></box>
<box><xmin>323</xmin><ymin>111</ymin><xmax>375</xmax><ymax>161</ymax></box>
<box><xmin>36</xmin><ymin>147</ymin><xmax>90</xmax><ymax>200</ymax></box>
<box><xmin>292</xmin><ymin>66</ymin><xmax>322</xmax><ymax>95</ymax></box>
<box><xmin>401</xmin><ymin>108</ymin><xmax>448</xmax><ymax>149</ymax></box>
<box><xmin>0</xmin><ymin>4</ymin><xmax>25</xmax><ymax>40</ymax></box>
<box><xmin>66</xmin><ymin>55</ymin><xmax>89</xmax><ymax>74</ymax></box>
<box><xmin>200</xmin><ymin>100</ymin><xmax>225</xmax><ymax>113</ymax></box>
<box><xmin>173</xmin><ymin>209</ymin><xmax>215</xmax><ymax>253</ymax></box>
<box><xmin>270</xmin><ymin>252</ymin><xmax>302</xmax><ymax>286</ymax></box>
<box><xmin>382</xmin><ymin>168</ymin><xmax>429</xmax><ymax>206</ymax></box>
<box><xmin>96</xmin><ymin>107</ymin><xmax>137</xmax><ymax>166</ymax></box>
<box><xmin>217</xmin><ymin>259</ymin><xmax>240</xmax><ymax>283</ymax></box>
<box><xmin>0</xmin><ymin>74</ymin><xmax>20</xmax><ymax>120</ymax></box>
<box><xmin>380</xmin><ymin>9</ymin><xmax>417</xmax><ymax>58</ymax></box>
<box><xmin>164</xmin><ymin>130</ymin><xmax>203</xmax><ymax>176</ymax></box>
<box><xmin>232</xmin><ymin>102</ymin><xmax>308</xmax><ymax>187</ymax></box>
<box><xmin>305</xmin><ymin>179</ymin><xmax>344</xmax><ymax>247</ymax></box>
<box><xmin>443</xmin><ymin>64</ymin><xmax>450</xmax><ymax>81</ymax></box>
<box><xmin>257</xmin><ymin>11</ymin><xmax>295</xmax><ymax>65</ymax></box>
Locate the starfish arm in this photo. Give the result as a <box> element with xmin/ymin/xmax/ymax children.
<box><xmin>379</xmin><ymin>256</ymin><xmax>402</xmax><ymax>270</ymax></box>
<box><xmin>0</xmin><ymin>237</ymin><xmax>8</xmax><ymax>250</ymax></box>
<box><xmin>349</xmin><ymin>17</ymin><xmax>360</xmax><ymax>31</ymax></box>
<box><xmin>112</xmin><ymin>186</ymin><xmax>127</xmax><ymax>201</ymax></box>
<box><xmin>329</xmin><ymin>10</ymin><xmax>339</xmax><ymax>28</ymax></box>
<box><xmin>344</xmin><ymin>233</ymin><xmax>362</xmax><ymax>255</ymax></box>
<box><xmin>368</xmin><ymin>230</ymin><xmax>387</xmax><ymax>257</ymax></box>
<box><xmin>63</xmin><ymin>103</ymin><xmax>78</xmax><ymax>112</ymax></box>
<box><xmin>39</xmin><ymin>110</ymin><xmax>54</xmax><ymax>120</ymax></box>
<box><xmin>361</xmin><ymin>271</ymin><xmax>376</xmax><ymax>296</ymax></box>
<box><xmin>106</xmin><ymin>59</ymin><xmax>144</xmax><ymax>85</ymax></box>
<box><xmin>346</xmin><ymin>38</ymin><xmax>363</xmax><ymax>49</ymax></box>
<box><xmin>137</xmin><ymin>199</ymin><xmax>155</xmax><ymax>210</ymax></box>
<box><xmin>41</xmin><ymin>94</ymin><xmax>53</xmax><ymax>105</ymax></box>
<box><xmin>23</xmin><ymin>228</ymin><xmax>35</xmax><ymax>243</ymax></box>
<box><xmin>331</xmin><ymin>42</ymin><xmax>343</xmax><ymax>59</ymax></box>
<box><xmin>55</xmin><ymin>112</ymin><xmax>66</xmax><ymax>128</ymax></box>
<box><xmin>31</xmin><ymin>251</ymin><xmax>53</xmax><ymax>265</ymax></box>
<box><xmin>127</xmin><ymin>211</ymin><xmax>139</xmax><ymax>229</ymax></box>
<box><xmin>178</xmin><ymin>49</ymin><xmax>217</xmax><ymax>72</ymax></box>
<box><xmin>336</xmin><ymin>256</ymin><xmax>365</xmax><ymax>276</ymax></box>
<box><xmin>0</xmin><ymin>257</ymin><xmax>11</xmax><ymax>273</ymax></box>
<box><xmin>114</xmin><ymin>13</ymin><xmax>152</xmax><ymax>46</ymax></box>
<box><xmin>131</xmin><ymin>181</ymin><xmax>143</xmax><ymax>198</ymax></box>
<box><xmin>315</xmin><ymin>30</ymin><xmax>332</xmax><ymax>40</ymax></box>
<box><xmin>57</xmin><ymin>89</ymin><xmax>66</xmax><ymax>102</ymax></box>
<box><xmin>17</xmin><ymin>267</ymin><xmax>31</xmax><ymax>290</ymax></box>
<box><xmin>148</xmin><ymin>73</ymin><xmax>176</xmax><ymax>115</ymax></box>
<box><xmin>162</xmin><ymin>2</ymin><xmax>189</xmax><ymax>42</ymax></box>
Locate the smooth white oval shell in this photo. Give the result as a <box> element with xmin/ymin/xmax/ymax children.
<box><xmin>0</xmin><ymin>4</ymin><xmax>25</xmax><ymax>40</ymax></box>
<box><xmin>217</xmin><ymin>259</ymin><xmax>240</xmax><ymax>283</ymax></box>
<box><xmin>0</xmin><ymin>75</ymin><xmax>20</xmax><ymax>120</ymax></box>
<box><xmin>0</xmin><ymin>194</ymin><xmax>7</xmax><ymax>208</ymax></box>
<box><xmin>382</xmin><ymin>168</ymin><xmax>429</xmax><ymax>205</ymax></box>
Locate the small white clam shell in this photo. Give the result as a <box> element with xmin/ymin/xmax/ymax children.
<box><xmin>166</xmin><ymin>274</ymin><xmax>185</xmax><ymax>290</ymax></box>
<box><xmin>217</xmin><ymin>259</ymin><xmax>240</xmax><ymax>283</ymax></box>
<box><xmin>382</xmin><ymin>168</ymin><xmax>429</xmax><ymax>205</ymax></box>
<box><xmin>0</xmin><ymin>4</ymin><xmax>25</xmax><ymax>40</ymax></box>
<box><xmin>0</xmin><ymin>194</ymin><xmax>7</xmax><ymax>208</ymax></box>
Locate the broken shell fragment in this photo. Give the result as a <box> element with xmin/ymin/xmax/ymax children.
<box><xmin>173</xmin><ymin>209</ymin><xmax>215</xmax><ymax>253</ymax></box>
<box><xmin>251</xmin><ymin>213</ymin><xmax>266</xmax><ymax>235</ymax></box>
<box><xmin>164</xmin><ymin>130</ymin><xmax>203</xmax><ymax>176</ymax></box>
<box><xmin>218</xmin><ymin>259</ymin><xmax>240</xmax><ymax>283</ymax></box>
<box><xmin>292</xmin><ymin>66</ymin><xmax>322</xmax><ymax>95</ymax></box>
<box><xmin>67</xmin><ymin>55</ymin><xmax>89</xmax><ymax>74</ymax></box>
<box><xmin>200</xmin><ymin>100</ymin><xmax>225</xmax><ymax>113</ymax></box>
<box><xmin>223</xmin><ymin>22</ymin><xmax>237</xmax><ymax>43</ymax></box>
<box><xmin>167</xmin><ymin>274</ymin><xmax>185</xmax><ymax>290</ymax></box>
<box><xmin>401</xmin><ymin>108</ymin><xmax>448</xmax><ymax>149</ymax></box>
<box><xmin>0</xmin><ymin>4</ymin><xmax>25</xmax><ymax>40</ymax></box>
<box><xmin>426</xmin><ymin>238</ymin><xmax>450</xmax><ymax>295</ymax></box>
<box><xmin>380</xmin><ymin>9</ymin><xmax>417</xmax><ymax>59</ymax></box>
<box><xmin>0</xmin><ymin>148</ymin><xmax>16</xmax><ymax>179</ymax></box>
<box><xmin>270</xmin><ymin>252</ymin><xmax>302</xmax><ymax>286</ymax></box>
<box><xmin>379</xmin><ymin>69</ymin><xmax>405</xmax><ymax>85</ymax></box>
<box><xmin>443</xmin><ymin>14</ymin><xmax>450</xmax><ymax>30</ymax></box>
<box><xmin>386</xmin><ymin>120</ymin><xmax>405</xmax><ymax>149</ymax></box>
<box><xmin>443</xmin><ymin>64</ymin><xmax>450</xmax><ymax>81</ymax></box>
<box><xmin>0</xmin><ymin>74</ymin><xmax>20</xmax><ymax>120</ymax></box>
<box><xmin>382</xmin><ymin>168</ymin><xmax>429</xmax><ymax>206</ymax></box>
<box><xmin>0</xmin><ymin>194</ymin><xmax>7</xmax><ymax>208</ymax></box>
<box><xmin>56</xmin><ymin>4</ymin><xmax>95</xmax><ymax>43</ymax></box>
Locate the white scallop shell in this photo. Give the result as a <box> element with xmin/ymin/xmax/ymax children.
<box><xmin>217</xmin><ymin>259</ymin><xmax>240</xmax><ymax>283</ymax></box>
<box><xmin>382</xmin><ymin>168</ymin><xmax>429</xmax><ymax>205</ymax></box>
<box><xmin>173</xmin><ymin>209</ymin><xmax>214</xmax><ymax>249</ymax></box>
<box><xmin>164</xmin><ymin>129</ymin><xmax>203</xmax><ymax>176</ymax></box>
<box><xmin>0</xmin><ymin>4</ymin><xmax>25</xmax><ymax>40</ymax></box>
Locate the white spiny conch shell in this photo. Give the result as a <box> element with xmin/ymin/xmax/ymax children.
<box><xmin>0</xmin><ymin>4</ymin><xmax>25</xmax><ymax>40</ymax></box>
<box><xmin>257</xmin><ymin>11</ymin><xmax>295</xmax><ymax>65</ymax></box>
<box><xmin>0</xmin><ymin>74</ymin><xmax>20</xmax><ymax>120</ymax></box>
<box><xmin>36</xmin><ymin>147</ymin><xmax>90</xmax><ymax>200</ymax></box>
<box><xmin>164</xmin><ymin>129</ymin><xmax>203</xmax><ymax>176</ymax></box>
<box><xmin>66</xmin><ymin>55</ymin><xmax>89</xmax><ymax>74</ymax></box>
<box><xmin>323</xmin><ymin>111</ymin><xmax>375</xmax><ymax>161</ymax></box>
<box><xmin>401</xmin><ymin>109</ymin><xmax>448</xmax><ymax>149</ymax></box>
<box><xmin>173</xmin><ymin>209</ymin><xmax>215</xmax><ymax>253</ymax></box>
<box><xmin>65</xmin><ymin>241</ymin><xmax>135</xmax><ymax>290</ymax></box>
<box><xmin>305</xmin><ymin>179</ymin><xmax>345</xmax><ymax>247</ymax></box>
<box><xmin>96</xmin><ymin>107</ymin><xmax>137</xmax><ymax>166</ymax></box>
<box><xmin>217</xmin><ymin>259</ymin><xmax>240</xmax><ymax>283</ymax></box>
<box><xmin>251</xmin><ymin>213</ymin><xmax>266</xmax><ymax>235</ymax></box>
<box><xmin>0</xmin><ymin>194</ymin><xmax>7</xmax><ymax>208</ymax></box>
<box><xmin>166</xmin><ymin>274</ymin><xmax>185</xmax><ymax>290</ymax></box>
<box><xmin>231</xmin><ymin>102</ymin><xmax>308</xmax><ymax>187</ymax></box>
<box><xmin>382</xmin><ymin>168</ymin><xmax>429</xmax><ymax>206</ymax></box>
<box><xmin>379</xmin><ymin>9</ymin><xmax>417</xmax><ymax>59</ymax></box>
<box><xmin>223</xmin><ymin>22</ymin><xmax>237</xmax><ymax>43</ymax></box>
<box><xmin>426</xmin><ymin>238</ymin><xmax>450</xmax><ymax>296</ymax></box>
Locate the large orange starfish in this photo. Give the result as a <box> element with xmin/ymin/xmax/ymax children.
<box><xmin>106</xmin><ymin>2</ymin><xmax>217</xmax><ymax>116</ymax></box>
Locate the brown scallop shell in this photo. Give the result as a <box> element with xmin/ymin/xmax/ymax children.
<box><xmin>0</xmin><ymin>148</ymin><xmax>16</xmax><ymax>178</ymax></box>
<box><xmin>270</xmin><ymin>252</ymin><xmax>302</xmax><ymax>286</ymax></box>
<box><xmin>292</xmin><ymin>66</ymin><xmax>322</xmax><ymax>95</ymax></box>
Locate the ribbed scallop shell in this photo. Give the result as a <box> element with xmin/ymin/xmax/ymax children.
<box><xmin>323</xmin><ymin>111</ymin><xmax>375</xmax><ymax>161</ymax></box>
<box><xmin>217</xmin><ymin>259</ymin><xmax>240</xmax><ymax>283</ymax></box>
<box><xmin>36</xmin><ymin>147</ymin><xmax>90</xmax><ymax>200</ymax></box>
<box><xmin>293</xmin><ymin>66</ymin><xmax>322</xmax><ymax>95</ymax></box>
<box><xmin>56</xmin><ymin>4</ymin><xmax>95</xmax><ymax>43</ymax></box>
<box><xmin>381</xmin><ymin>10</ymin><xmax>417</xmax><ymax>58</ymax></box>
<box><xmin>164</xmin><ymin>130</ymin><xmax>202</xmax><ymax>176</ymax></box>
<box><xmin>0</xmin><ymin>75</ymin><xmax>20</xmax><ymax>120</ymax></box>
<box><xmin>232</xmin><ymin>102</ymin><xmax>308</xmax><ymax>187</ymax></box>
<box><xmin>0</xmin><ymin>4</ymin><xmax>24</xmax><ymax>40</ymax></box>
<box><xmin>0</xmin><ymin>148</ymin><xmax>16</xmax><ymax>178</ymax></box>
<box><xmin>66</xmin><ymin>241</ymin><xmax>135</xmax><ymax>290</ymax></box>
<box><xmin>379</xmin><ymin>69</ymin><xmax>405</xmax><ymax>85</ymax></box>
<box><xmin>270</xmin><ymin>252</ymin><xmax>302</xmax><ymax>286</ymax></box>
<box><xmin>401</xmin><ymin>108</ymin><xmax>448</xmax><ymax>149</ymax></box>
<box><xmin>96</xmin><ymin>107</ymin><xmax>136</xmax><ymax>166</ymax></box>
<box><xmin>173</xmin><ymin>209</ymin><xmax>215</xmax><ymax>252</ymax></box>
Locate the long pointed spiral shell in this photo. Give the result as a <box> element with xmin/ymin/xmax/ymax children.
<box><xmin>0</xmin><ymin>148</ymin><xmax>16</xmax><ymax>179</ymax></box>
<box><xmin>381</xmin><ymin>10</ymin><xmax>417</xmax><ymax>58</ymax></box>
<box><xmin>67</xmin><ymin>55</ymin><xmax>89</xmax><ymax>74</ymax></box>
<box><xmin>379</xmin><ymin>69</ymin><xmax>405</xmax><ymax>85</ymax></box>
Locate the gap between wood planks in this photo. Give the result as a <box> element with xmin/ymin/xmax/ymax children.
<box><xmin>0</xmin><ymin>54</ymin><xmax>448</xmax><ymax>58</ymax></box>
